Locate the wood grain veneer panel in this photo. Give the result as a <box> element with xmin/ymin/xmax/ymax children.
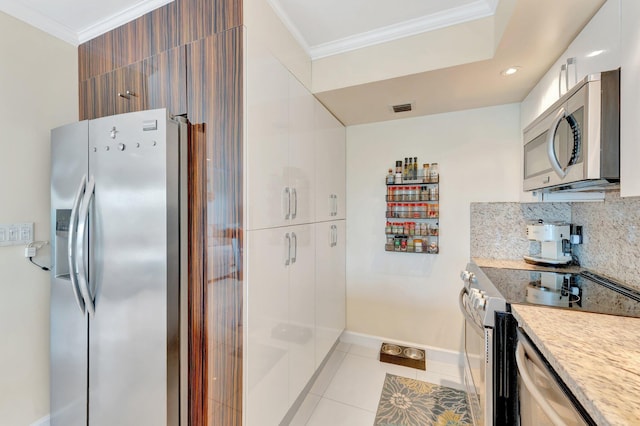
<box><xmin>79</xmin><ymin>2</ymin><xmax>177</xmax><ymax>81</ymax></box>
<box><xmin>79</xmin><ymin>80</ymin><xmax>89</xmax><ymax>120</ymax></box>
<box><xmin>186</xmin><ymin>26</ymin><xmax>243</xmax><ymax>426</ymax></box>
<box><xmin>188</xmin><ymin>122</ymin><xmax>208</xmax><ymax>426</ymax></box>
<box><xmin>177</xmin><ymin>0</ymin><xmax>242</xmax><ymax>45</ymax></box>
<box><xmin>144</xmin><ymin>46</ymin><xmax>188</xmax><ymax>116</ymax></box>
<box><xmin>78</xmin><ymin>31</ymin><xmax>115</xmax><ymax>82</ymax></box>
<box><xmin>83</xmin><ymin>72</ymin><xmax>116</xmax><ymax>120</ymax></box>
<box><xmin>113</xmin><ymin>1</ymin><xmax>178</xmax><ymax>70</ymax></box>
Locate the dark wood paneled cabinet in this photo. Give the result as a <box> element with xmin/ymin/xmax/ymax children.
<box><xmin>80</xmin><ymin>46</ymin><xmax>187</xmax><ymax>120</ymax></box>
<box><xmin>186</xmin><ymin>27</ymin><xmax>243</xmax><ymax>426</ymax></box>
<box><xmin>177</xmin><ymin>0</ymin><xmax>242</xmax><ymax>46</ymax></box>
<box><xmin>79</xmin><ymin>1</ymin><xmax>243</xmax><ymax>424</ymax></box>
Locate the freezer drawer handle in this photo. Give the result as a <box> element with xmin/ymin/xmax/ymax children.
<box><xmin>68</xmin><ymin>176</ymin><xmax>87</xmax><ymax>314</ymax></box>
<box><xmin>76</xmin><ymin>176</ymin><xmax>96</xmax><ymax>317</ymax></box>
<box><xmin>284</xmin><ymin>233</ymin><xmax>291</xmax><ymax>266</ymax></box>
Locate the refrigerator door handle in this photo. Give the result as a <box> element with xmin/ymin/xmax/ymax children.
<box><xmin>68</xmin><ymin>175</ymin><xmax>87</xmax><ymax>314</ymax></box>
<box><xmin>76</xmin><ymin>175</ymin><xmax>96</xmax><ymax>317</ymax></box>
<box><xmin>291</xmin><ymin>232</ymin><xmax>297</xmax><ymax>264</ymax></box>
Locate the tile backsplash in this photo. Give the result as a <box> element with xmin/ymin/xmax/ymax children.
<box><xmin>471</xmin><ymin>193</ymin><xmax>640</xmax><ymax>290</ymax></box>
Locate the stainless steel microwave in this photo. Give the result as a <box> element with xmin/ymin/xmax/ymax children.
<box><xmin>523</xmin><ymin>68</ymin><xmax>620</xmax><ymax>192</ymax></box>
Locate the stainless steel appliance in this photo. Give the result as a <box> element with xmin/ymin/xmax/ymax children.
<box><xmin>50</xmin><ymin>108</ymin><xmax>188</xmax><ymax>425</ymax></box>
<box><xmin>516</xmin><ymin>330</ymin><xmax>588</xmax><ymax>426</ymax></box>
<box><xmin>459</xmin><ymin>270</ymin><xmax>509</xmax><ymax>426</ymax></box>
<box><xmin>523</xmin><ymin>68</ymin><xmax>620</xmax><ymax>192</ymax></box>
<box><xmin>459</xmin><ymin>264</ymin><xmax>640</xmax><ymax>426</ymax></box>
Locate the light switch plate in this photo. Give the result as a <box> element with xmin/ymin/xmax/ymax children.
<box><xmin>0</xmin><ymin>223</ymin><xmax>34</xmax><ymax>247</ymax></box>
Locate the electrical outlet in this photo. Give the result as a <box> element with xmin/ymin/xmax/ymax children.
<box><xmin>0</xmin><ymin>223</ymin><xmax>34</xmax><ymax>247</ymax></box>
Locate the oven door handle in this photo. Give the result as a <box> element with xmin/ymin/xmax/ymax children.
<box><xmin>459</xmin><ymin>288</ymin><xmax>484</xmax><ymax>336</ymax></box>
<box><xmin>516</xmin><ymin>341</ymin><xmax>570</xmax><ymax>426</ymax></box>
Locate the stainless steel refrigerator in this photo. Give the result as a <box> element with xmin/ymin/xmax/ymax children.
<box><xmin>50</xmin><ymin>108</ymin><xmax>188</xmax><ymax>426</ymax></box>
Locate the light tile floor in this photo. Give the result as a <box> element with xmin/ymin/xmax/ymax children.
<box><xmin>289</xmin><ymin>342</ymin><xmax>465</xmax><ymax>426</ymax></box>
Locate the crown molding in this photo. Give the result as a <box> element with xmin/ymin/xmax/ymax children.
<box><xmin>266</xmin><ymin>0</ymin><xmax>311</xmax><ymax>53</ymax></box>
<box><xmin>0</xmin><ymin>0</ymin><xmax>173</xmax><ymax>46</ymax></box>
<box><xmin>0</xmin><ymin>1</ymin><xmax>78</xmax><ymax>45</ymax></box>
<box><xmin>308</xmin><ymin>0</ymin><xmax>496</xmax><ymax>60</ymax></box>
<box><xmin>77</xmin><ymin>0</ymin><xmax>172</xmax><ymax>44</ymax></box>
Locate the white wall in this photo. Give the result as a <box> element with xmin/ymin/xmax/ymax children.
<box><xmin>346</xmin><ymin>103</ymin><xmax>521</xmax><ymax>352</ymax></box>
<box><xmin>0</xmin><ymin>12</ymin><xmax>78</xmax><ymax>425</ymax></box>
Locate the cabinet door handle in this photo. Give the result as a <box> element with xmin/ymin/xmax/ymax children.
<box><xmin>558</xmin><ymin>63</ymin><xmax>567</xmax><ymax>97</ymax></box>
<box><xmin>284</xmin><ymin>233</ymin><xmax>291</xmax><ymax>266</ymax></box>
<box><xmin>566</xmin><ymin>57</ymin><xmax>576</xmax><ymax>91</ymax></box>
<box><xmin>283</xmin><ymin>187</ymin><xmax>291</xmax><ymax>220</ymax></box>
<box><xmin>117</xmin><ymin>90</ymin><xmax>136</xmax><ymax>99</ymax></box>
<box><xmin>332</xmin><ymin>225</ymin><xmax>338</xmax><ymax>247</ymax></box>
<box><xmin>330</xmin><ymin>194</ymin><xmax>337</xmax><ymax>216</ymax></box>
<box><xmin>291</xmin><ymin>232</ymin><xmax>297</xmax><ymax>264</ymax></box>
<box><xmin>329</xmin><ymin>225</ymin><xmax>334</xmax><ymax>247</ymax></box>
<box><xmin>291</xmin><ymin>188</ymin><xmax>298</xmax><ymax>219</ymax></box>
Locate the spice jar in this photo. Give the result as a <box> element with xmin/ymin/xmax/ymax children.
<box><xmin>387</xmin><ymin>169</ymin><xmax>394</xmax><ymax>184</ymax></box>
<box><xmin>414</xmin><ymin>239</ymin><xmax>423</xmax><ymax>252</ymax></box>
<box><xmin>429</xmin><ymin>163</ymin><xmax>439</xmax><ymax>182</ymax></box>
<box><xmin>429</xmin><ymin>186</ymin><xmax>439</xmax><ymax>201</ymax></box>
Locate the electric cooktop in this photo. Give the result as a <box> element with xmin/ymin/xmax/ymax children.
<box><xmin>479</xmin><ymin>267</ymin><xmax>640</xmax><ymax>318</ymax></box>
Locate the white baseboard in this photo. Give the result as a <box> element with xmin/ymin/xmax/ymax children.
<box><xmin>30</xmin><ymin>415</ymin><xmax>50</xmax><ymax>426</ymax></box>
<box><xmin>340</xmin><ymin>330</ymin><xmax>464</xmax><ymax>366</ymax></box>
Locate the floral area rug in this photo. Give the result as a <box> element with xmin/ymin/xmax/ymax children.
<box><xmin>374</xmin><ymin>374</ymin><xmax>471</xmax><ymax>426</ymax></box>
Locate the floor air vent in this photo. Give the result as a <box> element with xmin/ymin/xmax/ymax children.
<box><xmin>392</xmin><ymin>103</ymin><xmax>413</xmax><ymax>113</ymax></box>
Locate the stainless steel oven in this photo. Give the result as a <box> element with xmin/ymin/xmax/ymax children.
<box><xmin>459</xmin><ymin>286</ymin><xmax>489</xmax><ymax>426</ymax></box>
<box><xmin>459</xmin><ymin>269</ymin><xmax>509</xmax><ymax>426</ymax></box>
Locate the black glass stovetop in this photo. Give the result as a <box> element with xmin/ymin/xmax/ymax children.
<box><xmin>479</xmin><ymin>267</ymin><xmax>640</xmax><ymax>318</ymax></box>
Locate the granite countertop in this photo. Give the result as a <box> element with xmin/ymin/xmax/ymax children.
<box><xmin>472</xmin><ymin>257</ymin><xmax>581</xmax><ymax>273</ymax></box>
<box><xmin>512</xmin><ymin>304</ymin><xmax>640</xmax><ymax>426</ymax></box>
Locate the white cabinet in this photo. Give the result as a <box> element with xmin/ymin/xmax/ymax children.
<box><xmin>245</xmin><ymin>32</ymin><xmax>346</xmax><ymax>425</ymax></box>
<box><xmin>246</xmin><ymin>225</ymin><xmax>315</xmax><ymax>425</ymax></box>
<box><xmin>521</xmin><ymin>0</ymin><xmax>621</xmax><ymax>129</ymax></box>
<box><xmin>315</xmin><ymin>220</ymin><xmax>346</xmax><ymax>367</ymax></box>
<box><xmin>315</xmin><ymin>98</ymin><xmax>346</xmax><ymax>221</ymax></box>
<box><xmin>246</xmin><ymin>40</ymin><xmax>315</xmax><ymax>230</ymax></box>
<box><xmin>620</xmin><ymin>0</ymin><xmax>640</xmax><ymax>197</ymax></box>
<box><xmin>288</xmin><ymin>76</ymin><xmax>316</xmax><ymax>225</ymax></box>
<box><xmin>287</xmin><ymin>224</ymin><xmax>316</xmax><ymax>405</ymax></box>
<box><xmin>561</xmin><ymin>0</ymin><xmax>620</xmax><ymax>91</ymax></box>
<box><xmin>246</xmin><ymin>227</ymin><xmax>290</xmax><ymax>426</ymax></box>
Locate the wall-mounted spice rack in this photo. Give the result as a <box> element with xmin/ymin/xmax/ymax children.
<box><xmin>384</xmin><ymin>179</ymin><xmax>439</xmax><ymax>254</ymax></box>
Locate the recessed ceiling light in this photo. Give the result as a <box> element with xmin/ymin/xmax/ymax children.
<box><xmin>500</xmin><ymin>66</ymin><xmax>521</xmax><ymax>76</ymax></box>
<box><xmin>586</xmin><ymin>49</ymin><xmax>605</xmax><ymax>58</ymax></box>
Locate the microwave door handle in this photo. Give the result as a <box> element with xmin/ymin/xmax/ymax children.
<box><xmin>547</xmin><ymin>108</ymin><xmax>568</xmax><ymax>178</ymax></box>
<box><xmin>516</xmin><ymin>342</ymin><xmax>570</xmax><ymax>426</ymax></box>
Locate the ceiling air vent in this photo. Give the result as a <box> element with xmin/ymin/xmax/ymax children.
<box><xmin>392</xmin><ymin>103</ymin><xmax>413</xmax><ymax>113</ymax></box>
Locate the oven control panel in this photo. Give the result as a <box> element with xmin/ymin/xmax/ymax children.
<box><xmin>461</xmin><ymin>267</ymin><xmax>507</xmax><ymax>327</ymax></box>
